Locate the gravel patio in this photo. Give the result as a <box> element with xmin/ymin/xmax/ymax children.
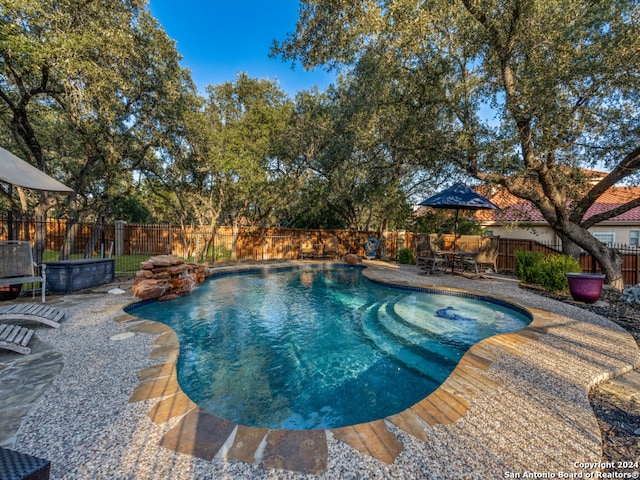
<box><xmin>1</xmin><ymin>261</ymin><xmax>638</xmax><ymax>479</ymax></box>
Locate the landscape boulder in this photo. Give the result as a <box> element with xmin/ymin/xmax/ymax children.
<box><xmin>621</xmin><ymin>284</ymin><xmax>640</xmax><ymax>306</ymax></box>
<box><xmin>344</xmin><ymin>254</ymin><xmax>360</xmax><ymax>265</ymax></box>
<box><xmin>131</xmin><ymin>254</ymin><xmax>207</xmax><ymax>301</ymax></box>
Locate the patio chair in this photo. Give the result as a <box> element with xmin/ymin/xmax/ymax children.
<box><xmin>415</xmin><ymin>234</ymin><xmax>431</xmax><ymax>267</ymax></box>
<box><xmin>300</xmin><ymin>238</ymin><xmax>320</xmax><ymax>259</ymax></box>
<box><xmin>0</xmin><ymin>241</ymin><xmax>46</xmax><ymax>302</ymax></box>
<box><xmin>464</xmin><ymin>236</ymin><xmax>500</xmax><ymax>273</ymax></box>
<box><xmin>322</xmin><ymin>237</ymin><xmax>339</xmax><ymax>259</ymax></box>
<box><xmin>418</xmin><ymin>234</ymin><xmax>448</xmax><ymax>274</ymax></box>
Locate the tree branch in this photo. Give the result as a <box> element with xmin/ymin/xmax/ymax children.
<box><xmin>571</xmin><ymin>146</ymin><xmax>640</xmax><ymax>220</ymax></box>
<box><xmin>581</xmin><ymin>196</ymin><xmax>640</xmax><ymax>229</ymax></box>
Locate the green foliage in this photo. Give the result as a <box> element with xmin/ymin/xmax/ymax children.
<box><xmin>109</xmin><ymin>196</ymin><xmax>151</xmax><ymax>223</ymax></box>
<box><xmin>0</xmin><ymin>0</ymin><xmax>197</xmax><ymax>223</ymax></box>
<box><xmin>515</xmin><ymin>250</ymin><xmax>582</xmax><ymax>292</ymax></box>
<box><xmin>212</xmin><ymin>245</ymin><xmax>233</xmax><ymax>262</ymax></box>
<box><xmin>397</xmin><ymin>247</ymin><xmax>414</xmax><ymax>265</ymax></box>
<box><xmin>437</xmin><ymin>217</ymin><xmax>485</xmax><ymax>236</ymax></box>
<box><xmin>514</xmin><ymin>250</ymin><xmax>543</xmax><ymax>284</ymax></box>
<box><xmin>272</xmin><ymin>0</ymin><xmax>640</xmax><ymax>287</ymax></box>
<box><xmin>413</xmin><ymin>211</ymin><xmax>485</xmax><ymax>235</ymax></box>
<box><xmin>540</xmin><ymin>255</ymin><xmax>583</xmax><ymax>292</ymax></box>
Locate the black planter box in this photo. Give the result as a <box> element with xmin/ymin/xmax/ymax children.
<box><xmin>43</xmin><ymin>258</ymin><xmax>115</xmax><ymax>293</ymax></box>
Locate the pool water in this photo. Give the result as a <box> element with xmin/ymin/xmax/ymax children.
<box><xmin>131</xmin><ymin>266</ymin><xmax>531</xmax><ymax>429</ymax></box>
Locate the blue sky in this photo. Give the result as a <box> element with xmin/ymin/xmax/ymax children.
<box><xmin>147</xmin><ymin>1</ymin><xmax>335</xmax><ymax>97</ymax></box>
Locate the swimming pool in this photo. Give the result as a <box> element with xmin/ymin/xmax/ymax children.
<box><xmin>130</xmin><ymin>266</ymin><xmax>531</xmax><ymax>430</ymax></box>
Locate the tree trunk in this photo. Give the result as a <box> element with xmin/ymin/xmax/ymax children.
<box><xmin>32</xmin><ymin>195</ymin><xmax>57</xmax><ymax>264</ymax></box>
<box><xmin>230</xmin><ymin>220</ymin><xmax>240</xmax><ymax>261</ymax></box>
<box><xmin>378</xmin><ymin>218</ymin><xmax>388</xmax><ymax>259</ymax></box>
<box><xmin>84</xmin><ymin>221</ymin><xmax>104</xmax><ymax>258</ymax></box>
<box><xmin>558</xmin><ymin>232</ymin><xmax>581</xmax><ymax>259</ymax></box>
<box><xmin>200</xmin><ymin>230</ymin><xmax>216</xmax><ymax>262</ymax></box>
<box><xmin>17</xmin><ymin>187</ymin><xmax>28</xmax><ymax>213</ymax></box>
<box><xmin>60</xmin><ymin>194</ymin><xmax>79</xmax><ymax>260</ymax></box>
<box><xmin>592</xmin><ymin>245</ymin><xmax>624</xmax><ymax>290</ymax></box>
<box><xmin>60</xmin><ymin>220</ymin><xmax>79</xmax><ymax>260</ymax></box>
<box><xmin>565</xmin><ymin>224</ymin><xmax>624</xmax><ymax>290</ymax></box>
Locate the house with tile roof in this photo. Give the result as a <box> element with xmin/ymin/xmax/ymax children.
<box><xmin>472</xmin><ymin>184</ymin><xmax>640</xmax><ymax>247</ymax></box>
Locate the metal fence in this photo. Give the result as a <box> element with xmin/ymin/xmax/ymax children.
<box><xmin>0</xmin><ymin>214</ymin><xmax>406</xmax><ymax>277</ymax></box>
<box><xmin>496</xmin><ymin>238</ymin><xmax>640</xmax><ymax>286</ymax></box>
<box><xmin>2</xmin><ymin>213</ymin><xmax>638</xmax><ymax>286</ymax></box>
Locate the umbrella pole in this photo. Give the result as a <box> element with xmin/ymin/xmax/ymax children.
<box><xmin>453</xmin><ymin>209</ymin><xmax>459</xmax><ymax>250</ymax></box>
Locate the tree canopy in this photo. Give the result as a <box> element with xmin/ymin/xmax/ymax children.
<box><xmin>0</xmin><ymin>0</ymin><xmax>196</xmax><ymax>221</ymax></box>
<box><xmin>273</xmin><ymin>0</ymin><xmax>640</xmax><ymax>287</ymax></box>
<box><xmin>2</xmin><ymin>0</ymin><xmax>639</xmax><ymax>288</ymax></box>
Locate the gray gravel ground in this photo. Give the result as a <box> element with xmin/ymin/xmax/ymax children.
<box><xmin>10</xmin><ymin>262</ymin><xmax>640</xmax><ymax>479</ymax></box>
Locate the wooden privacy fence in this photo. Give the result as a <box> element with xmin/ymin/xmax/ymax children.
<box><xmin>124</xmin><ymin>224</ymin><xmax>406</xmax><ymax>261</ymax></box>
<box><xmin>1</xmin><ymin>214</ymin><xmax>638</xmax><ymax>285</ymax></box>
<box><xmin>0</xmin><ymin>215</ymin><xmax>407</xmax><ymax>272</ymax></box>
<box><xmin>497</xmin><ymin>238</ymin><xmax>640</xmax><ymax>287</ymax></box>
<box><xmin>409</xmin><ymin>234</ymin><xmax>640</xmax><ymax>286</ymax></box>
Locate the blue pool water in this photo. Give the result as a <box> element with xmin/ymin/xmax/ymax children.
<box><xmin>130</xmin><ymin>266</ymin><xmax>531</xmax><ymax>430</ymax></box>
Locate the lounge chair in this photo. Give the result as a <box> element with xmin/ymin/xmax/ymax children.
<box><xmin>464</xmin><ymin>236</ymin><xmax>500</xmax><ymax>273</ymax></box>
<box><xmin>0</xmin><ymin>324</ymin><xmax>34</xmax><ymax>354</ymax></box>
<box><xmin>0</xmin><ymin>303</ymin><xmax>65</xmax><ymax>328</ymax></box>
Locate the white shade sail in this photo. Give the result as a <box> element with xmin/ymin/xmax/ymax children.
<box><xmin>0</xmin><ymin>146</ymin><xmax>73</xmax><ymax>193</ymax></box>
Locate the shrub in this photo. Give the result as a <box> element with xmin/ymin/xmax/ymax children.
<box><xmin>514</xmin><ymin>250</ymin><xmax>544</xmax><ymax>284</ymax></box>
<box><xmin>515</xmin><ymin>250</ymin><xmax>581</xmax><ymax>293</ymax></box>
<box><xmin>398</xmin><ymin>247</ymin><xmax>415</xmax><ymax>265</ymax></box>
<box><xmin>539</xmin><ymin>253</ymin><xmax>582</xmax><ymax>292</ymax></box>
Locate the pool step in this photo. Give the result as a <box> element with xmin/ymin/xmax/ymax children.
<box><xmin>377</xmin><ymin>302</ymin><xmax>463</xmax><ymax>364</ymax></box>
<box><xmin>392</xmin><ymin>294</ymin><xmax>478</xmax><ymax>340</ymax></box>
<box><xmin>361</xmin><ymin>303</ymin><xmax>453</xmax><ymax>382</ymax></box>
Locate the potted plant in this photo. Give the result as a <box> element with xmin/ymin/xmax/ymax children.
<box><xmin>565</xmin><ymin>273</ymin><xmax>606</xmax><ymax>304</ymax></box>
<box><xmin>0</xmin><ymin>284</ymin><xmax>21</xmax><ymax>301</ymax></box>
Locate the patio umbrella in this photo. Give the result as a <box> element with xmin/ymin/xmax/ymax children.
<box><xmin>418</xmin><ymin>183</ymin><xmax>499</xmax><ymax>250</ymax></box>
<box><xmin>0</xmin><ymin>146</ymin><xmax>73</xmax><ymax>193</ymax></box>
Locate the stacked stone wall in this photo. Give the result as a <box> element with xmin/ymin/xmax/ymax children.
<box><xmin>131</xmin><ymin>254</ymin><xmax>206</xmax><ymax>301</ymax></box>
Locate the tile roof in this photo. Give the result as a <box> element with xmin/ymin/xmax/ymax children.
<box><xmin>474</xmin><ymin>185</ymin><xmax>640</xmax><ymax>223</ymax></box>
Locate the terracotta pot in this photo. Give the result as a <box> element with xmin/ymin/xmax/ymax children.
<box><xmin>0</xmin><ymin>284</ymin><xmax>22</xmax><ymax>301</ymax></box>
<box><xmin>566</xmin><ymin>273</ymin><xmax>605</xmax><ymax>304</ymax></box>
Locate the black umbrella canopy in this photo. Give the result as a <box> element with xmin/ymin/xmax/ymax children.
<box><xmin>418</xmin><ymin>183</ymin><xmax>499</xmax><ymax>211</ymax></box>
<box><xmin>418</xmin><ymin>183</ymin><xmax>500</xmax><ymax>250</ymax></box>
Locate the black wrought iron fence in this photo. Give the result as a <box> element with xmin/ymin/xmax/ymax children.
<box><xmin>2</xmin><ymin>213</ymin><xmax>638</xmax><ymax>286</ymax></box>
<box><xmin>0</xmin><ymin>214</ymin><xmax>394</xmax><ymax>277</ymax></box>
<box><xmin>497</xmin><ymin>238</ymin><xmax>640</xmax><ymax>286</ymax></box>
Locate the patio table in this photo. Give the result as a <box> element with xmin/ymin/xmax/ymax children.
<box><xmin>436</xmin><ymin>250</ymin><xmax>477</xmax><ymax>273</ymax></box>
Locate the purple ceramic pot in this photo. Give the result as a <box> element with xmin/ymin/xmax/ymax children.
<box><xmin>566</xmin><ymin>273</ymin><xmax>605</xmax><ymax>304</ymax></box>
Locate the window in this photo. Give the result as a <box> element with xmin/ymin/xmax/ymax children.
<box><xmin>631</xmin><ymin>230</ymin><xmax>639</xmax><ymax>247</ymax></box>
<box><xmin>592</xmin><ymin>232</ymin><xmax>615</xmax><ymax>247</ymax></box>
